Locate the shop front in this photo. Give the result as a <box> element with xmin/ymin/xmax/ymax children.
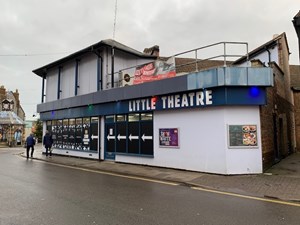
<box><xmin>38</xmin><ymin>66</ymin><xmax>273</xmax><ymax>174</ymax></box>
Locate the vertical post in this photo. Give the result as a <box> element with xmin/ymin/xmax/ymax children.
<box><xmin>111</xmin><ymin>47</ymin><xmax>115</xmax><ymax>88</ymax></box>
<box><xmin>41</xmin><ymin>74</ymin><xmax>45</xmax><ymax>103</ymax></box>
<box><xmin>195</xmin><ymin>50</ymin><xmax>198</xmax><ymax>72</ymax></box>
<box><xmin>223</xmin><ymin>42</ymin><xmax>227</xmax><ymax>67</ymax></box>
<box><xmin>97</xmin><ymin>56</ymin><xmax>101</xmax><ymax>91</ymax></box>
<box><xmin>57</xmin><ymin>67</ymin><xmax>62</xmax><ymax>100</ymax></box>
<box><xmin>9</xmin><ymin>125</ymin><xmax>12</xmax><ymax>147</ymax></box>
<box><xmin>75</xmin><ymin>59</ymin><xmax>79</xmax><ymax>96</ymax></box>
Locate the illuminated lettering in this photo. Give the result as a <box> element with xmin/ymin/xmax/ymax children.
<box><xmin>136</xmin><ymin>99</ymin><xmax>140</xmax><ymax>111</ymax></box>
<box><xmin>141</xmin><ymin>99</ymin><xmax>146</xmax><ymax>110</ymax></box>
<box><xmin>168</xmin><ymin>95</ymin><xmax>174</xmax><ymax>108</ymax></box>
<box><xmin>161</xmin><ymin>96</ymin><xmax>167</xmax><ymax>109</ymax></box>
<box><xmin>151</xmin><ymin>97</ymin><xmax>157</xmax><ymax>110</ymax></box>
<box><xmin>181</xmin><ymin>94</ymin><xmax>189</xmax><ymax>107</ymax></box>
<box><xmin>206</xmin><ymin>90</ymin><xmax>213</xmax><ymax>105</ymax></box>
<box><xmin>175</xmin><ymin>95</ymin><xmax>180</xmax><ymax>108</ymax></box>
<box><xmin>188</xmin><ymin>93</ymin><xmax>195</xmax><ymax>106</ymax></box>
<box><xmin>196</xmin><ymin>91</ymin><xmax>204</xmax><ymax>105</ymax></box>
<box><xmin>128</xmin><ymin>90</ymin><xmax>213</xmax><ymax>112</ymax></box>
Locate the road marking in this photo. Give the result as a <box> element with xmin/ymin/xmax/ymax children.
<box><xmin>37</xmin><ymin>160</ymin><xmax>179</xmax><ymax>186</ymax></box>
<box><xmin>192</xmin><ymin>187</ymin><xmax>300</xmax><ymax>207</ymax></box>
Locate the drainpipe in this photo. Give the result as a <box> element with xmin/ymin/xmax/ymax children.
<box><xmin>75</xmin><ymin>59</ymin><xmax>80</xmax><ymax>96</ymax></box>
<box><xmin>41</xmin><ymin>73</ymin><xmax>46</xmax><ymax>103</ymax></box>
<box><xmin>92</xmin><ymin>50</ymin><xmax>103</xmax><ymax>91</ymax></box>
<box><xmin>57</xmin><ymin>66</ymin><xmax>62</xmax><ymax>100</ymax></box>
<box><xmin>111</xmin><ymin>47</ymin><xmax>115</xmax><ymax>88</ymax></box>
<box><xmin>265</xmin><ymin>47</ymin><xmax>271</xmax><ymax>65</ymax></box>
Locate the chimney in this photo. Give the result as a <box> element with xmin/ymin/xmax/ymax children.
<box><xmin>13</xmin><ymin>89</ymin><xmax>20</xmax><ymax>106</ymax></box>
<box><xmin>143</xmin><ymin>45</ymin><xmax>160</xmax><ymax>57</ymax></box>
<box><xmin>0</xmin><ymin>85</ymin><xmax>6</xmax><ymax>101</ymax></box>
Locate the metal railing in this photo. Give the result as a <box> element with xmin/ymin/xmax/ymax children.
<box><xmin>107</xmin><ymin>41</ymin><xmax>249</xmax><ymax>88</ymax></box>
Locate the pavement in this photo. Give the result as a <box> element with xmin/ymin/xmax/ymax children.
<box><xmin>13</xmin><ymin>143</ymin><xmax>300</xmax><ymax>203</ymax></box>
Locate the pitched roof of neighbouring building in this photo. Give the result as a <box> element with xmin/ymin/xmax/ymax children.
<box><xmin>0</xmin><ymin>111</ymin><xmax>24</xmax><ymax>125</ymax></box>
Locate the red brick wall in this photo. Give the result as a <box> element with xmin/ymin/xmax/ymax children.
<box><xmin>259</xmin><ymin>35</ymin><xmax>295</xmax><ymax>170</ymax></box>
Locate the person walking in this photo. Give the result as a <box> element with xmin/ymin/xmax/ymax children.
<box><xmin>43</xmin><ymin>130</ymin><xmax>53</xmax><ymax>157</ymax></box>
<box><xmin>25</xmin><ymin>133</ymin><xmax>36</xmax><ymax>159</ymax></box>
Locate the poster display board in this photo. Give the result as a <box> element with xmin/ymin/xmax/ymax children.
<box><xmin>133</xmin><ymin>57</ymin><xmax>176</xmax><ymax>84</ymax></box>
<box><xmin>159</xmin><ymin>128</ymin><xmax>179</xmax><ymax>148</ymax></box>
<box><xmin>228</xmin><ymin>125</ymin><xmax>258</xmax><ymax>148</ymax></box>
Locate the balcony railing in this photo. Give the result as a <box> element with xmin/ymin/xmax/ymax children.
<box><xmin>108</xmin><ymin>41</ymin><xmax>249</xmax><ymax>88</ymax></box>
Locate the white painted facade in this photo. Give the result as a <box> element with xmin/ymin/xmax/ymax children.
<box><xmin>37</xmin><ymin>39</ymin><xmax>276</xmax><ymax>175</ymax></box>
<box><xmin>116</xmin><ymin>106</ymin><xmax>262</xmax><ymax>175</ymax></box>
<box><xmin>77</xmin><ymin>53</ymin><xmax>97</xmax><ymax>96</ymax></box>
<box><xmin>61</xmin><ymin>61</ymin><xmax>76</xmax><ymax>98</ymax></box>
<box><xmin>45</xmin><ymin>69</ymin><xmax>57</xmax><ymax>102</ymax></box>
<box><xmin>46</xmin><ymin>105</ymin><xmax>262</xmax><ymax>175</ymax></box>
<box><xmin>238</xmin><ymin>46</ymin><xmax>279</xmax><ymax>67</ymax></box>
<box><xmin>44</xmin><ymin>49</ymin><xmax>155</xmax><ymax>102</ymax></box>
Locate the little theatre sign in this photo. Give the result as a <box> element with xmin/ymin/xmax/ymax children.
<box><xmin>128</xmin><ymin>86</ymin><xmax>266</xmax><ymax>113</ymax></box>
<box><xmin>129</xmin><ymin>90</ymin><xmax>213</xmax><ymax>112</ymax></box>
<box><xmin>40</xmin><ymin>86</ymin><xmax>267</xmax><ymax>120</ymax></box>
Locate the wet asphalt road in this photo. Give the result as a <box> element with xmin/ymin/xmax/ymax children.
<box><xmin>0</xmin><ymin>149</ymin><xmax>300</xmax><ymax>225</ymax></box>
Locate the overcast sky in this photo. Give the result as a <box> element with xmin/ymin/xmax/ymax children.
<box><xmin>0</xmin><ymin>0</ymin><xmax>299</xmax><ymax>120</ymax></box>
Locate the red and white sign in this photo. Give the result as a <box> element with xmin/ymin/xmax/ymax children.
<box><xmin>133</xmin><ymin>57</ymin><xmax>176</xmax><ymax>84</ymax></box>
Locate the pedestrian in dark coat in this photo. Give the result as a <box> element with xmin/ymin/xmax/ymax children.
<box><xmin>43</xmin><ymin>130</ymin><xmax>53</xmax><ymax>157</ymax></box>
<box><xmin>26</xmin><ymin>133</ymin><xmax>36</xmax><ymax>159</ymax></box>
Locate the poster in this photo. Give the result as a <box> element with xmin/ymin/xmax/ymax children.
<box><xmin>133</xmin><ymin>57</ymin><xmax>176</xmax><ymax>84</ymax></box>
<box><xmin>159</xmin><ymin>128</ymin><xmax>179</xmax><ymax>148</ymax></box>
<box><xmin>228</xmin><ymin>125</ymin><xmax>257</xmax><ymax>148</ymax></box>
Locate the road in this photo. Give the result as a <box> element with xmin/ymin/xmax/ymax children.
<box><xmin>0</xmin><ymin>149</ymin><xmax>299</xmax><ymax>225</ymax></box>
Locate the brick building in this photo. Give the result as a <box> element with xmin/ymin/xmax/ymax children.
<box><xmin>234</xmin><ymin>33</ymin><xmax>296</xmax><ymax>169</ymax></box>
<box><xmin>0</xmin><ymin>85</ymin><xmax>25</xmax><ymax>145</ymax></box>
<box><xmin>291</xmin><ymin>65</ymin><xmax>300</xmax><ymax>152</ymax></box>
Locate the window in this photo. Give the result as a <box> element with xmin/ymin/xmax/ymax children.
<box><xmin>62</xmin><ymin>119</ymin><xmax>69</xmax><ymax>148</ymax></box>
<box><xmin>69</xmin><ymin>119</ymin><xmax>76</xmax><ymax>149</ymax></box>
<box><xmin>105</xmin><ymin>112</ymin><xmax>153</xmax><ymax>156</ymax></box>
<box><xmin>46</xmin><ymin>117</ymin><xmax>98</xmax><ymax>152</ymax></box>
<box><xmin>75</xmin><ymin>118</ymin><xmax>82</xmax><ymax>150</ymax></box>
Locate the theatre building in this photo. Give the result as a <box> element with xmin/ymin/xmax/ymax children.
<box><xmin>33</xmin><ymin>34</ymin><xmax>296</xmax><ymax>175</ymax></box>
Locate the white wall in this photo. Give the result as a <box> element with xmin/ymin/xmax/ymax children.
<box><xmin>78</xmin><ymin>53</ymin><xmax>97</xmax><ymax>95</ymax></box>
<box><xmin>45</xmin><ymin>69</ymin><xmax>58</xmax><ymax>102</ymax></box>
<box><xmin>61</xmin><ymin>62</ymin><xmax>75</xmax><ymax>99</ymax></box>
<box><xmin>224</xmin><ymin>107</ymin><xmax>262</xmax><ymax>174</ymax></box>
<box><xmin>45</xmin><ymin>49</ymin><xmax>155</xmax><ymax>99</ymax></box>
<box><xmin>116</xmin><ymin>106</ymin><xmax>262</xmax><ymax>174</ymax></box>
<box><xmin>238</xmin><ymin>47</ymin><xmax>279</xmax><ymax>67</ymax></box>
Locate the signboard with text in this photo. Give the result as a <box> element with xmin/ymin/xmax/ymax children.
<box><xmin>159</xmin><ymin>128</ymin><xmax>179</xmax><ymax>148</ymax></box>
<box><xmin>133</xmin><ymin>57</ymin><xmax>176</xmax><ymax>84</ymax></box>
<box><xmin>228</xmin><ymin>125</ymin><xmax>258</xmax><ymax>148</ymax></box>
